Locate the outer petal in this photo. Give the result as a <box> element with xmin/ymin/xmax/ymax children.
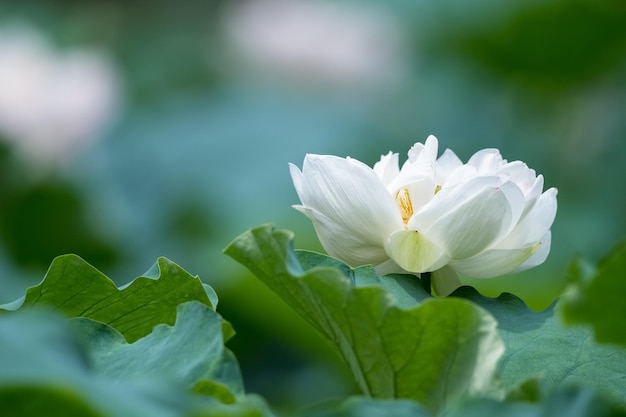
<box><xmin>385</xmin><ymin>229</ymin><xmax>449</xmax><ymax>273</ymax></box>
<box><xmin>498</xmin><ymin>187</ymin><xmax>557</xmax><ymax>248</ymax></box>
<box><xmin>519</xmin><ymin>174</ymin><xmax>544</xmax><ymax>213</ymax></box>
<box><xmin>290</xmin><ymin>154</ymin><xmax>404</xmax><ymax>258</ymax></box>
<box><xmin>449</xmin><ymin>243</ymin><xmax>540</xmax><ymax>278</ymax></box>
<box><xmin>527</xmin><ymin>174</ymin><xmax>545</xmax><ymax>201</ymax></box>
<box><xmin>431</xmin><ymin>265</ymin><xmax>463</xmax><ymax>297</ymax></box>
<box><xmin>498</xmin><ymin>180</ymin><xmax>526</xmax><ymax>236</ymax></box>
<box><xmin>510</xmin><ymin>231</ymin><xmax>552</xmax><ymax>274</ymax></box>
<box><xmin>508</xmin><ymin>174</ymin><xmax>544</xmax><ymax>230</ymax></box>
<box><xmin>374</xmin><ymin>258</ymin><xmax>407</xmax><ymax>276</ymax></box>
<box><xmin>294</xmin><ymin>205</ymin><xmax>390</xmax><ymax>266</ymax></box>
<box><xmin>290</xmin><ymin>161</ymin><xmax>309</xmax><ymax>202</ymax></box>
<box><xmin>409</xmin><ymin>177</ymin><xmax>515</xmax><ymax>259</ymax></box>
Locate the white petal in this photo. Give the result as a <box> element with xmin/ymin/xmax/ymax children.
<box><xmin>498</xmin><ymin>187</ymin><xmax>557</xmax><ymax>248</ymax></box>
<box><xmin>510</xmin><ymin>174</ymin><xmax>544</xmax><ymax>229</ymax></box>
<box><xmin>436</xmin><ymin>148</ymin><xmax>463</xmax><ymax>183</ymax></box>
<box><xmin>519</xmin><ymin>174</ymin><xmax>544</xmax><ymax>213</ymax></box>
<box><xmin>444</xmin><ymin>164</ymin><xmax>479</xmax><ymax>187</ymax></box>
<box><xmin>374</xmin><ymin>258</ymin><xmax>407</xmax><ymax>276</ymax></box>
<box><xmin>295</xmin><ymin>205</ymin><xmax>390</xmax><ymax>266</ymax></box>
<box><xmin>289</xmin><ymin>162</ymin><xmax>307</xmax><ymax>201</ymax></box>
<box><xmin>292</xmin><ymin>154</ymin><xmax>404</xmax><ymax>247</ymax></box>
<box><xmin>449</xmin><ymin>243</ymin><xmax>540</xmax><ymax>278</ymax></box>
<box><xmin>410</xmin><ymin>176</ymin><xmax>512</xmax><ymax>259</ymax></box>
<box><xmin>386</xmin><ymin>138</ymin><xmax>438</xmax><ymax>195</ymax></box>
<box><xmin>431</xmin><ymin>265</ymin><xmax>463</xmax><ymax>297</ymax></box>
<box><xmin>510</xmin><ymin>231</ymin><xmax>552</xmax><ymax>274</ymax></box>
<box><xmin>495</xmin><ymin>161</ymin><xmax>536</xmax><ymax>191</ymax></box>
<box><xmin>422</xmin><ymin>135</ymin><xmax>439</xmax><ymax>160</ymax></box>
<box><xmin>498</xmin><ymin>180</ymin><xmax>526</xmax><ymax>236</ymax></box>
<box><xmin>406</xmin><ymin>135</ymin><xmax>438</xmax><ymax>162</ymax></box>
<box><xmin>404</xmin><ymin>176</ymin><xmax>437</xmax><ymax>212</ymax></box>
<box><xmin>373</xmin><ymin>151</ymin><xmax>399</xmax><ymax>187</ymax></box>
<box><xmin>386</xmin><ymin>166</ymin><xmax>435</xmax><ymax>193</ymax></box>
<box><xmin>467</xmin><ymin>149</ymin><xmax>505</xmax><ymax>173</ymax></box>
<box><xmin>385</xmin><ymin>229</ymin><xmax>450</xmax><ymax>273</ymax></box>
<box><xmin>406</xmin><ymin>143</ymin><xmax>424</xmax><ymax>163</ymax></box>
<box><xmin>528</xmin><ymin>174</ymin><xmax>545</xmax><ymax>200</ymax></box>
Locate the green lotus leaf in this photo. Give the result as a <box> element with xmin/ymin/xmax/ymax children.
<box><xmin>225</xmin><ymin>224</ymin><xmax>504</xmax><ymax>414</ymax></box>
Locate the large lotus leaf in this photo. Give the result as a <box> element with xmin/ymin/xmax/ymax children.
<box><xmin>301</xmin><ymin>396</ymin><xmax>430</xmax><ymax>417</ymax></box>
<box><xmin>0</xmin><ymin>307</ymin><xmax>259</xmax><ymax>417</ymax></box>
<box><xmin>192</xmin><ymin>396</ymin><xmax>274</xmax><ymax>417</ymax></box>
<box><xmin>224</xmin><ymin>225</ymin><xmax>504</xmax><ymax>414</ymax></box>
<box><xmin>561</xmin><ymin>239</ymin><xmax>626</xmax><ymax>348</ymax></box>
<box><xmin>447</xmin><ymin>385</ymin><xmax>626</xmax><ymax>417</ymax></box>
<box><xmin>303</xmin><ymin>387</ymin><xmax>626</xmax><ymax>417</ymax></box>
<box><xmin>452</xmin><ymin>287</ymin><xmax>626</xmax><ymax>406</ymax></box>
<box><xmin>0</xmin><ymin>254</ymin><xmax>218</xmax><ymax>342</ymax></box>
<box><xmin>365</xmin><ymin>264</ymin><xmax>626</xmax><ymax>406</ymax></box>
<box><xmin>76</xmin><ymin>301</ymin><xmax>244</xmax><ymax>402</ymax></box>
<box><xmin>295</xmin><ymin>250</ymin><xmax>432</xmax><ymax>309</ymax></box>
<box><xmin>459</xmin><ymin>269</ymin><xmax>567</xmax><ymax>312</ymax></box>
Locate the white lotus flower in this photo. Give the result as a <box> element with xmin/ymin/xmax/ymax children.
<box><xmin>289</xmin><ymin>136</ymin><xmax>557</xmax><ymax>295</ymax></box>
<box><xmin>224</xmin><ymin>0</ymin><xmax>406</xmax><ymax>87</ymax></box>
<box><xmin>0</xmin><ymin>24</ymin><xmax>120</xmax><ymax>165</ymax></box>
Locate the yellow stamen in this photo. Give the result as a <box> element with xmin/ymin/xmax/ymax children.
<box><xmin>395</xmin><ymin>187</ymin><xmax>414</xmax><ymax>226</ymax></box>
<box><xmin>434</xmin><ymin>185</ymin><xmax>442</xmax><ymax>194</ymax></box>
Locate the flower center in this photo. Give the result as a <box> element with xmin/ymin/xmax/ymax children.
<box><xmin>395</xmin><ymin>187</ymin><xmax>414</xmax><ymax>227</ymax></box>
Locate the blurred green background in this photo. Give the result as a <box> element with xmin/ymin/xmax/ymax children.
<box><xmin>0</xmin><ymin>0</ymin><xmax>624</xmax><ymax>411</ymax></box>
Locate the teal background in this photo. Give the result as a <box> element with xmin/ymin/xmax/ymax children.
<box><xmin>0</xmin><ymin>0</ymin><xmax>624</xmax><ymax>411</ymax></box>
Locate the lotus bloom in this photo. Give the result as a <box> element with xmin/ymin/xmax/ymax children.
<box><xmin>0</xmin><ymin>24</ymin><xmax>120</xmax><ymax>165</ymax></box>
<box><xmin>224</xmin><ymin>0</ymin><xmax>406</xmax><ymax>88</ymax></box>
<box><xmin>289</xmin><ymin>136</ymin><xmax>557</xmax><ymax>295</ymax></box>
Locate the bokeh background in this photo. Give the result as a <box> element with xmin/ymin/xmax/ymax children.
<box><xmin>0</xmin><ymin>0</ymin><xmax>625</xmax><ymax>411</ymax></box>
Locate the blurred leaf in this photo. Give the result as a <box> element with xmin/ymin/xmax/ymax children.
<box><xmin>453</xmin><ymin>0</ymin><xmax>626</xmax><ymax>90</ymax></box>
<box><xmin>0</xmin><ymin>306</ymin><xmax>269</xmax><ymax>417</ymax></box>
<box><xmin>75</xmin><ymin>301</ymin><xmax>244</xmax><ymax>401</ymax></box>
<box><xmin>561</xmin><ymin>239</ymin><xmax>626</xmax><ymax>347</ymax></box>
<box><xmin>448</xmin><ymin>385</ymin><xmax>626</xmax><ymax>417</ymax></box>
<box><xmin>0</xmin><ymin>182</ymin><xmax>118</xmax><ymax>269</ymax></box>
<box><xmin>0</xmin><ymin>308</ymin><xmax>223</xmax><ymax>417</ymax></box>
<box><xmin>1</xmin><ymin>254</ymin><xmax>214</xmax><ymax>343</ymax></box>
<box><xmin>0</xmin><ymin>1</ymin><xmax>224</xmax><ymax>103</ymax></box>
<box><xmin>454</xmin><ymin>287</ymin><xmax>626</xmax><ymax>405</ymax></box>
<box><xmin>303</xmin><ymin>396</ymin><xmax>429</xmax><ymax>417</ymax></box>
<box><xmin>193</xmin><ymin>380</ymin><xmax>238</xmax><ymax>405</ymax></box>
<box><xmin>225</xmin><ymin>224</ymin><xmax>504</xmax><ymax>414</ymax></box>
<box><xmin>191</xmin><ymin>395</ymin><xmax>275</xmax><ymax>417</ymax></box>
<box><xmin>0</xmin><ymin>386</ymin><xmax>106</xmax><ymax>417</ymax></box>
<box><xmin>331</xmin><ymin>397</ymin><xmax>429</xmax><ymax>417</ymax></box>
<box><xmin>505</xmin><ymin>377</ymin><xmax>543</xmax><ymax>403</ymax></box>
